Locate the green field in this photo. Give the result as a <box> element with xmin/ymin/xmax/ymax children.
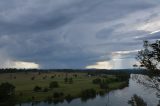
<box><xmin>0</xmin><ymin>72</ymin><xmax>128</xmax><ymax>103</ymax></box>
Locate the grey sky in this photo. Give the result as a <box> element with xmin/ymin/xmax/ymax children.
<box><xmin>0</xmin><ymin>0</ymin><xmax>160</xmax><ymax>69</ymax></box>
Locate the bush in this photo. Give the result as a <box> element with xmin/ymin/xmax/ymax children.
<box><xmin>51</xmin><ymin>76</ymin><xmax>55</xmax><ymax>79</ymax></box>
<box><xmin>69</xmin><ymin>78</ymin><xmax>73</xmax><ymax>84</ymax></box>
<box><xmin>115</xmin><ymin>74</ymin><xmax>130</xmax><ymax>82</ymax></box>
<box><xmin>33</xmin><ymin>86</ymin><xmax>42</xmax><ymax>92</ymax></box>
<box><xmin>19</xmin><ymin>92</ymin><xmax>23</xmax><ymax>96</ymax></box>
<box><xmin>128</xmin><ymin>94</ymin><xmax>147</xmax><ymax>106</ymax></box>
<box><xmin>64</xmin><ymin>77</ymin><xmax>68</xmax><ymax>83</ymax></box>
<box><xmin>100</xmin><ymin>83</ymin><xmax>109</xmax><ymax>89</ymax></box>
<box><xmin>80</xmin><ymin>89</ymin><xmax>96</xmax><ymax>101</ymax></box>
<box><xmin>92</xmin><ymin>78</ymin><xmax>101</xmax><ymax>84</ymax></box>
<box><xmin>65</xmin><ymin>94</ymin><xmax>73</xmax><ymax>103</ymax></box>
<box><xmin>14</xmin><ymin>76</ymin><xmax>16</xmax><ymax>79</ymax></box>
<box><xmin>31</xmin><ymin>76</ymin><xmax>35</xmax><ymax>80</ymax></box>
<box><xmin>99</xmin><ymin>90</ymin><xmax>105</xmax><ymax>97</ymax></box>
<box><xmin>43</xmin><ymin>76</ymin><xmax>47</xmax><ymax>80</ymax></box>
<box><xmin>74</xmin><ymin>74</ymin><xmax>78</xmax><ymax>78</ymax></box>
<box><xmin>105</xmin><ymin>77</ymin><xmax>117</xmax><ymax>83</ymax></box>
<box><xmin>53</xmin><ymin>92</ymin><xmax>60</xmax><ymax>98</ymax></box>
<box><xmin>49</xmin><ymin>81</ymin><xmax>59</xmax><ymax>89</ymax></box>
<box><xmin>0</xmin><ymin>82</ymin><xmax>15</xmax><ymax>101</ymax></box>
<box><xmin>43</xmin><ymin>87</ymin><xmax>49</xmax><ymax>92</ymax></box>
<box><xmin>53</xmin><ymin>92</ymin><xmax>64</xmax><ymax>98</ymax></box>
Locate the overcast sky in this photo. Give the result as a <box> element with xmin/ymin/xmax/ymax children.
<box><xmin>0</xmin><ymin>0</ymin><xmax>160</xmax><ymax>69</ymax></box>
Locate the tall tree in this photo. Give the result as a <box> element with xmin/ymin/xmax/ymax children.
<box><xmin>136</xmin><ymin>40</ymin><xmax>160</xmax><ymax>73</ymax></box>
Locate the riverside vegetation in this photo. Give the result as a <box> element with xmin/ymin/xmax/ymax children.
<box><xmin>0</xmin><ymin>71</ymin><xmax>129</xmax><ymax>105</ymax></box>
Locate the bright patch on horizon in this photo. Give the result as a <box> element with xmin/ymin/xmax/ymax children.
<box><xmin>13</xmin><ymin>61</ymin><xmax>39</xmax><ymax>69</ymax></box>
<box><xmin>86</xmin><ymin>61</ymin><xmax>112</xmax><ymax>69</ymax></box>
<box><xmin>3</xmin><ymin>61</ymin><xmax>40</xmax><ymax>69</ymax></box>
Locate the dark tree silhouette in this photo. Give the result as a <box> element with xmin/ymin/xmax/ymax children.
<box><xmin>128</xmin><ymin>94</ymin><xmax>147</xmax><ymax>106</ymax></box>
<box><xmin>33</xmin><ymin>86</ymin><xmax>42</xmax><ymax>92</ymax></box>
<box><xmin>0</xmin><ymin>82</ymin><xmax>15</xmax><ymax>101</ymax></box>
<box><xmin>136</xmin><ymin>40</ymin><xmax>160</xmax><ymax>73</ymax></box>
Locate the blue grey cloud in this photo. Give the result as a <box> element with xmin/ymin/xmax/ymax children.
<box><xmin>0</xmin><ymin>0</ymin><xmax>160</xmax><ymax>69</ymax></box>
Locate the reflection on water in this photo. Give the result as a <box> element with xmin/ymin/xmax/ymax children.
<box><xmin>131</xmin><ymin>74</ymin><xmax>160</xmax><ymax>98</ymax></box>
<box><xmin>17</xmin><ymin>74</ymin><xmax>160</xmax><ymax>106</ymax></box>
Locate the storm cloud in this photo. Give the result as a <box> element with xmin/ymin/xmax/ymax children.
<box><xmin>0</xmin><ymin>0</ymin><xmax>160</xmax><ymax>69</ymax></box>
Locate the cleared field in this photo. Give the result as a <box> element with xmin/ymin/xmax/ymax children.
<box><xmin>0</xmin><ymin>72</ymin><xmax>128</xmax><ymax>103</ymax></box>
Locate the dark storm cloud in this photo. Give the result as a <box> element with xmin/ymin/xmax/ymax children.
<box><xmin>0</xmin><ymin>0</ymin><xmax>160</xmax><ymax>69</ymax></box>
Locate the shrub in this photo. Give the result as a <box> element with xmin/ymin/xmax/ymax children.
<box><xmin>43</xmin><ymin>76</ymin><xmax>47</xmax><ymax>80</ymax></box>
<box><xmin>31</xmin><ymin>76</ymin><xmax>35</xmax><ymax>80</ymax></box>
<box><xmin>51</xmin><ymin>76</ymin><xmax>55</xmax><ymax>79</ymax></box>
<box><xmin>0</xmin><ymin>82</ymin><xmax>15</xmax><ymax>101</ymax></box>
<box><xmin>115</xmin><ymin>74</ymin><xmax>130</xmax><ymax>82</ymax></box>
<box><xmin>14</xmin><ymin>76</ymin><xmax>16</xmax><ymax>79</ymax></box>
<box><xmin>19</xmin><ymin>92</ymin><xmax>23</xmax><ymax>96</ymax></box>
<box><xmin>64</xmin><ymin>77</ymin><xmax>68</xmax><ymax>83</ymax></box>
<box><xmin>80</xmin><ymin>89</ymin><xmax>96</xmax><ymax>101</ymax></box>
<box><xmin>33</xmin><ymin>86</ymin><xmax>42</xmax><ymax>92</ymax></box>
<box><xmin>99</xmin><ymin>90</ymin><xmax>105</xmax><ymax>97</ymax></box>
<box><xmin>53</xmin><ymin>92</ymin><xmax>64</xmax><ymax>98</ymax></box>
<box><xmin>74</xmin><ymin>74</ymin><xmax>78</xmax><ymax>78</ymax></box>
<box><xmin>43</xmin><ymin>87</ymin><xmax>49</xmax><ymax>92</ymax></box>
<box><xmin>100</xmin><ymin>83</ymin><xmax>109</xmax><ymax>89</ymax></box>
<box><xmin>53</xmin><ymin>92</ymin><xmax>60</xmax><ymax>98</ymax></box>
<box><xmin>128</xmin><ymin>94</ymin><xmax>147</xmax><ymax>106</ymax></box>
<box><xmin>49</xmin><ymin>81</ymin><xmax>59</xmax><ymax>89</ymax></box>
<box><xmin>69</xmin><ymin>78</ymin><xmax>73</xmax><ymax>84</ymax></box>
<box><xmin>105</xmin><ymin>77</ymin><xmax>117</xmax><ymax>83</ymax></box>
<box><xmin>92</xmin><ymin>78</ymin><xmax>101</xmax><ymax>84</ymax></box>
<box><xmin>65</xmin><ymin>94</ymin><xmax>73</xmax><ymax>103</ymax></box>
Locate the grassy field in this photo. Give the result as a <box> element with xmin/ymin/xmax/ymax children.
<box><xmin>0</xmin><ymin>72</ymin><xmax>128</xmax><ymax>103</ymax></box>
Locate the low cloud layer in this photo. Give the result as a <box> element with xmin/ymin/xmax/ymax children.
<box><xmin>0</xmin><ymin>0</ymin><xmax>160</xmax><ymax>69</ymax></box>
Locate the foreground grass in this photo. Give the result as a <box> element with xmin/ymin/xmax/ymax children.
<box><xmin>0</xmin><ymin>72</ymin><xmax>129</xmax><ymax>103</ymax></box>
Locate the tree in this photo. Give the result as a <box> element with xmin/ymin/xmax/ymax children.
<box><xmin>31</xmin><ymin>76</ymin><xmax>35</xmax><ymax>80</ymax></box>
<box><xmin>53</xmin><ymin>92</ymin><xmax>64</xmax><ymax>98</ymax></box>
<box><xmin>0</xmin><ymin>82</ymin><xmax>15</xmax><ymax>101</ymax></box>
<box><xmin>33</xmin><ymin>86</ymin><xmax>42</xmax><ymax>92</ymax></box>
<box><xmin>64</xmin><ymin>77</ymin><xmax>68</xmax><ymax>83</ymax></box>
<box><xmin>69</xmin><ymin>78</ymin><xmax>73</xmax><ymax>84</ymax></box>
<box><xmin>49</xmin><ymin>81</ymin><xmax>59</xmax><ymax>89</ymax></box>
<box><xmin>136</xmin><ymin>40</ymin><xmax>160</xmax><ymax>73</ymax></box>
<box><xmin>80</xmin><ymin>89</ymin><xmax>96</xmax><ymax>101</ymax></box>
<box><xmin>128</xmin><ymin>94</ymin><xmax>147</xmax><ymax>106</ymax></box>
<box><xmin>65</xmin><ymin>94</ymin><xmax>73</xmax><ymax>103</ymax></box>
<box><xmin>92</xmin><ymin>78</ymin><xmax>101</xmax><ymax>84</ymax></box>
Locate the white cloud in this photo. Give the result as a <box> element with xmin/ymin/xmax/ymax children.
<box><xmin>112</xmin><ymin>50</ymin><xmax>140</xmax><ymax>55</ymax></box>
<box><xmin>138</xmin><ymin>20</ymin><xmax>160</xmax><ymax>33</ymax></box>
<box><xmin>86</xmin><ymin>61</ymin><xmax>113</xmax><ymax>69</ymax></box>
<box><xmin>12</xmin><ymin>61</ymin><xmax>39</xmax><ymax>69</ymax></box>
<box><xmin>3</xmin><ymin>60</ymin><xmax>39</xmax><ymax>69</ymax></box>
